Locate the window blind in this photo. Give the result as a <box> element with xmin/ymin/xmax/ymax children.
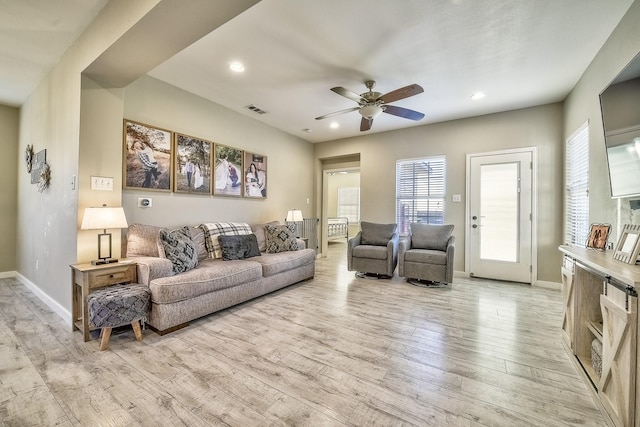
<box><xmin>337</xmin><ymin>187</ymin><xmax>360</xmax><ymax>223</ymax></box>
<box><xmin>396</xmin><ymin>156</ymin><xmax>446</xmax><ymax>234</ymax></box>
<box><xmin>565</xmin><ymin>122</ymin><xmax>589</xmax><ymax>246</ymax></box>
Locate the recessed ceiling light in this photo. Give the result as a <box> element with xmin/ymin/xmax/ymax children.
<box><xmin>229</xmin><ymin>61</ymin><xmax>245</xmax><ymax>72</ymax></box>
<box><xmin>330</xmin><ymin>122</ymin><xmax>339</xmax><ymax>129</ymax></box>
<box><xmin>471</xmin><ymin>91</ymin><xmax>486</xmax><ymax>100</ymax></box>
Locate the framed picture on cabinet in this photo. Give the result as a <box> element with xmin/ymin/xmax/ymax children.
<box><xmin>213</xmin><ymin>144</ymin><xmax>243</xmax><ymax>197</ymax></box>
<box><xmin>244</xmin><ymin>151</ymin><xmax>267</xmax><ymax>198</ymax></box>
<box><xmin>174</xmin><ymin>133</ymin><xmax>212</xmax><ymax>194</ymax></box>
<box><xmin>123</xmin><ymin>120</ymin><xmax>173</xmax><ymax>191</ymax></box>
<box><xmin>586</xmin><ymin>223</ymin><xmax>610</xmax><ymax>250</ymax></box>
<box><xmin>613</xmin><ymin>224</ymin><xmax>640</xmax><ymax>264</ymax></box>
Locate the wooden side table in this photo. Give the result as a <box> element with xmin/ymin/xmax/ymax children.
<box><xmin>70</xmin><ymin>261</ymin><xmax>137</xmax><ymax>342</ymax></box>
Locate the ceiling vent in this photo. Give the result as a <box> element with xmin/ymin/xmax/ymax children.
<box><xmin>245</xmin><ymin>104</ymin><xmax>267</xmax><ymax>114</ymax></box>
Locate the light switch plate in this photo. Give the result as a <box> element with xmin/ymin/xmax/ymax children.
<box><xmin>91</xmin><ymin>176</ymin><xmax>114</xmax><ymax>191</ymax></box>
<box><xmin>452</xmin><ymin>194</ymin><xmax>462</xmax><ymax>203</ymax></box>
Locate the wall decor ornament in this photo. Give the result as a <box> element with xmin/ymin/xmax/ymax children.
<box><xmin>123</xmin><ymin>120</ymin><xmax>173</xmax><ymax>191</ymax></box>
<box><xmin>24</xmin><ymin>144</ymin><xmax>33</xmax><ymax>172</ymax></box>
<box><xmin>37</xmin><ymin>162</ymin><xmax>51</xmax><ymax>193</ymax></box>
<box><xmin>31</xmin><ymin>149</ymin><xmax>46</xmax><ymax>184</ymax></box>
<box><xmin>244</xmin><ymin>151</ymin><xmax>267</xmax><ymax>198</ymax></box>
<box><xmin>214</xmin><ymin>144</ymin><xmax>243</xmax><ymax>197</ymax></box>
<box><xmin>174</xmin><ymin>133</ymin><xmax>212</xmax><ymax>194</ymax></box>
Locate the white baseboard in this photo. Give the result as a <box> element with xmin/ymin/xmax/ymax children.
<box><xmin>534</xmin><ymin>280</ymin><xmax>561</xmax><ymax>290</ymax></box>
<box><xmin>15</xmin><ymin>273</ymin><xmax>72</xmax><ymax>327</ymax></box>
<box><xmin>0</xmin><ymin>271</ymin><xmax>17</xmax><ymax>279</ymax></box>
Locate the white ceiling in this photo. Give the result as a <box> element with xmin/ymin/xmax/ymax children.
<box><xmin>1</xmin><ymin>0</ymin><xmax>635</xmax><ymax>143</ymax></box>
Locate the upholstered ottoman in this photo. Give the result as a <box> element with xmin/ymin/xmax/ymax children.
<box><xmin>88</xmin><ymin>283</ymin><xmax>151</xmax><ymax>351</ymax></box>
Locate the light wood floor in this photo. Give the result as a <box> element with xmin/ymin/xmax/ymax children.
<box><xmin>0</xmin><ymin>242</ymin><xmax>606</xmax><ymax>426</ymax></box>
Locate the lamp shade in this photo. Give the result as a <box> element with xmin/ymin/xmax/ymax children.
<box><xmin>286</xmin><ymin>209</ymin><xmax>304</xmax><ymax>222</ymax></box>
<box><xmin>81</xmin><ymin>206</ymin><xmax>128</xmax><ymax>230</ymax></box>
<box><xmin>359</xmin><ymin>104</ymin><xmax>383</xmax><ymax>120</ymax></box>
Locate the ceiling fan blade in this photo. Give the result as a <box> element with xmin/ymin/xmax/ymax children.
<box><xmin>379</xmin><ymin>84</ymin><xmax>424</xmax><ymax>104</ymax></box>
<box><xmin>360</xmin><ymin>117</ymin><xmax>373</xmax><ymax>131</ymax></box>
<box><xmin>331</xmin><ymin>86</ymin><xmax>365</xmax><ymax>103</ymax></box>
<box><xmin>383</xmin><ymin>105</ymin><xmax>425</xmax><ymax>121</ymax></box>
<box><xmin>315</xmin><ymin>106</ymin><xmax>360</xmax><ymax>120</ymax></box>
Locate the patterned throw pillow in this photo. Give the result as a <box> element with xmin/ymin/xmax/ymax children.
<box><xmin>199</xmin><ymin>222</ymin><xmax>252</xmax><ymax>259</ymax></box>
<box><xmin>265</xmin><ymin>224</ymin><xmax>299</xmax><ymax>253</ymax></box>
<box><xmin>218</xmin><ymin>234</ymin><xmax>261</xmax><ymax>260</ymax></box>
<box><xmin>159</xmin><ymin>226</ymin><xmax>198</xmax><ymax>274</ymax></box>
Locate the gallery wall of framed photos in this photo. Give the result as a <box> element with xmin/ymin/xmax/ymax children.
<box><xmin>123</xmin><ymin>119</ymin><xmax>267</xmax><ymax>199</ymax></box>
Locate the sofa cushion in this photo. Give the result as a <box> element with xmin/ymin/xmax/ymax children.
<box><xmin>149</xmin><ymin>259</ymin><xmax>263</xmax><ymax>304</ymax></box>
<box><xmin>126</xmin><ymin>223</ymin><xmax>165</xmax><ymax>257</ymax></box>
<box><xmin>200</xmin><ymin>222</ymin><xmax>252</xmax><ymax>259</ymax></box>
<box><xmin>159</xmin><ymin>227</ymin><xmax>198</xmax><ymax>274</ymax></box>
<box><xmin>218</xmin><ymin>234</ymin><xmax>261</xmax><ymax>260</ymax></box>
<box><xmin>265</xmin><ymin>224</ymin><xmax>299</xmax><ymax>253</ymax></box>
<box><xmin>404</xmin><ymin>248</ymin><xmax>447</xmax><ymax>265</ymax></box>
<box><xmin>360</xmin><ymin>221</ymin><xmax>397</xmax><ymax>246</ymax></box>
<box><xmin>252</xmin><ymin>248</ymin><xmax>316</xmax><ymax>277</ymax></box>
<box><xmin>251</xmin><ymin>221</ymin><xmax>280</xmax><ymax>252</ymax></box>
<box><xmin>410</xmin><ymin>223</ymin><xmax>454</xmax><ymax>251</ymax></box>
<box><xmin>352</xmin><ymin>245</ymin><xmax>389</xmax><ymax>260</ymax></box>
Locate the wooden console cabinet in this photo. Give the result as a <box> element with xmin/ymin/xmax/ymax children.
<box><xmin>560</xmin><ymin>245</ymin><xmax>640</xmax><ymax>427</ymax></box>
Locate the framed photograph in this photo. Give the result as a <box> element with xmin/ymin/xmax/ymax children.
<box><xmin>613</xmin><ymin>224</ymin><xmax>640</xmax><ymax>264</ymax></box>
<box><xmin>213</xmin><ymin>144</ymin><xmax>243</xmax><ymax>197</ymax></box>
<box><xmin>244</xmin><ymin>151</ymin><xmax>267</xmax><ymax>198</ymax></box>
<box><xmin>174</xmin><ymin>133</ymin><xmax>212</xmax><ymax>194</ymax></box>
<box><xmin>31</xmin><ymin>149</ymin><xmax>46</xmax><ymax>184</ymax></box>
<box><xmin>123</xmin><ymin>120</ymin><xmax>172</xmax><ymax>191</ymax></box>
<box><xmin>586</xmin><ymin>223</ymin><xmax>610</xmax><ymax>250</ymax></box>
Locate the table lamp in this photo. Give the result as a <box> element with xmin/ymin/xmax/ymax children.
<box><xmin>285</xmin><ymin>209</ymin><xmax>304</xmax><ymax>223</ymax></box>
<box><xmin>81</xmin><ymin>205</ymin><xmax>128</xmax><ymax>265</ymax></box>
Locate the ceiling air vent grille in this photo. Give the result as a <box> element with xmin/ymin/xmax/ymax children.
<box><xmin>245</xmin><ymin>104</ymin><xmax>267</xmax><ymax>114</ymax></box>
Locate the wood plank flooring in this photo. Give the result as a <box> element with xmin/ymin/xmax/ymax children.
<box><xmin>0</xmin><ymin>242</ymin><xmax>606</xmax><ymax>426</ymax></box>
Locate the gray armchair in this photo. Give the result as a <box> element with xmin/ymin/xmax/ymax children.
<box><xmin>347</xmin><ymin>221</ymin><xmax>399</xmax><ymax>278</ymax></box>
<box><xmin>398</xmin><ymin>223</ymin><xmax>455</xmax><ymax>284</ymax></box>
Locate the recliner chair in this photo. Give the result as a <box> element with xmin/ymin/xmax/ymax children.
<box><xmin>347</xmin><ymin>221</ymin><xmax>399</xmax><ymax>278</ymax></box>
<box><xmin>398</xmin><ymin>223</ymin><xmax>455</xmax><ymax>285</ymax></box>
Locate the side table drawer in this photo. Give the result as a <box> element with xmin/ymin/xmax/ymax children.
<box><xmin>87</xmin><ymin>266</ymin><xmax>136</xmax><ymax>288</ymax></box>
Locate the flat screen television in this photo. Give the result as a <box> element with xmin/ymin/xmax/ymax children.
<box><xmin>600</xmin><ymin>52</ymin><xmax>640</xmax><ymax>198</ymax></box>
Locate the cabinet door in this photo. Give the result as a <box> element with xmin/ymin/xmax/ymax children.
<box><xmin>561</xmin><ymin>265</ymin><xmax>576</xmax><ymax>350</ymax></box>
<box><xmin>599</xmin><ymin>288</ymin><xmax>637</xmax><ymax>427</ymax></box>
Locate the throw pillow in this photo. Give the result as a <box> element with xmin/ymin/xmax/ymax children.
<box><xmin>265</xmin><ymin>224</ymin><xmax>299</xmax><ymax>253</ymax></box>
<box><xmin>360</xmin><ymin>221</ymin><xmax>397</xmax><ymax>246</ymax></box>
<box><xmin>251</xmin><ymin>220</ymin><xmax>280</xmax><ymax>253</ymax></box>
<box><xmin>218</xmin><ymin>234</ymin><xmax>261</xmax><ymax>260</ymax></box>
<box><xmin>159</xmin><ymin>226</ymin><xmax>198</xmax><ymax>274</ymax></box>
<box><xmin>199</xmin><ymin>222</ymin><xmax>252</xmax><ymax>259</ymax></box>
<box><xmin>410</xmin><ymin>223</ymin><xmax>454</xmax><ymax>251</ymax></box>
<box><xmin>125</xmin><ymin>223</ymin><xmax>165</xmax><ymax>257</ymax></box>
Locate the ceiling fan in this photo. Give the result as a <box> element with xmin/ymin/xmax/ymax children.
<box><xmin>315</xmin><ymin>80</ymin><xmax>425</xmax><ymax>131</ymax></box>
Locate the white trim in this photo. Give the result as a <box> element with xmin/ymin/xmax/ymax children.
<box><xmin>0</xmin><ymin>271</ymin><xmax>17</xmax><ymax>279</ymax></box>
<box><xmin>534</xmin><ymin>280</ymin><xmax>561</xmax><ymax>290</ymax></box>
<box><xmin>15</xmin><ymin>273</ymin><xmax>72</xmax><ymax>327</ymax></box>
<box><xmin>465</xmin><ymin>146</ymin><xmax>538</xmax><ymax>284</ymax></box>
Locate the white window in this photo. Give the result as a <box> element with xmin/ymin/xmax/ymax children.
<box><xmin>396</xmin><ymin>156</ymin><xmax>446</xmax><ymax>234</ymax></box>
<box><xmin>565</xmin><ymin>122</ymin><xmax>589</xmax><ymax>246</ymax></box>
<box><xmin>337</xmin><ymin>187</ymin><xmax>360</xmax><ymax>223</ymax></box>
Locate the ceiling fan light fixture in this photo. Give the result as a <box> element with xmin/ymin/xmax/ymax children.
<box><xmin>359</xmin><ymin>104</ymin><xmax>383</xmax><ymax>119</ymax></box>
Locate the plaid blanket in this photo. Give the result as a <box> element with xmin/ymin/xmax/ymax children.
<box><xmin>199</xmin><ymin>222</ymin><xmax>252</xmax><ymax>259</ymax></box>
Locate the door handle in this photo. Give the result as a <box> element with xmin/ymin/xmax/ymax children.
<box><xmin>472</xmin><ymin>224</ymin><xmax>478</xmax><ymax>228</ymax></box>
<box><xmin>472</xmin><ymin>215</ymin><xmax>477</xmax><ymax>220</ymax></box>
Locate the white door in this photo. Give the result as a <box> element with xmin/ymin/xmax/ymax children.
<box><xmin>468</xmin><ymin>150</ymin><xmax>533</xmax><ymax>283</ymax></box>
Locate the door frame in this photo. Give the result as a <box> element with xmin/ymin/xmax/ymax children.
<box><xmin>464</xmin><ymin>147</ymin><xmax>538</xmax><ymax>284</ymax></box>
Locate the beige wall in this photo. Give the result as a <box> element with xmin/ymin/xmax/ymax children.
<box><xmin>564</xmin><ymin>0</ymin><xmax>640</xmax><ymax>242</ymax></box>
<box><xmin>16</xmin><ymin>1</ymin><xmax>161</xmax><ymax>315</ymax></box>
<box><xmin>119</xmin><ymin>76</ymin><xmax>315</xmax><ymax>228</ymax></box>
<box><xmin>0</xmin><ymin>104</ymin><xmax>18</xmax><ymax>274</ymax></box>
<box><xmin>314</xmin><ymin>103</ymin><xmax>564</xmax><ymax>282</ymax></box>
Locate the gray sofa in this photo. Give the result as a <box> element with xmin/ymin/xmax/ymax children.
<box><xmin>124</xmin><ymin>221</ymin><xmax>315</xmax><ymax>334</ymax></box>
